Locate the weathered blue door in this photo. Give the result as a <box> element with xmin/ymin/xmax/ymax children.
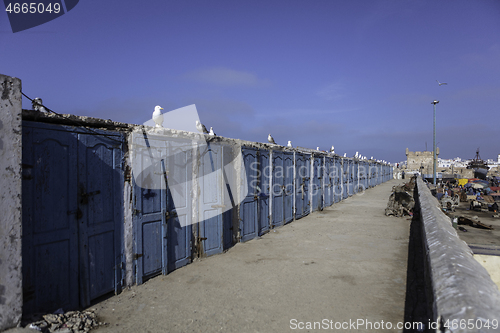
<box><xmin>199</xmin><ymin>143</ymin><xmax>223</xmax><ymax>256</ymax></box>
<box><xmin>258</xmin><ymin>149</ymin><xmax>270</xmax><ymax>235</ymax></box>
<box><xmin>283</xmin><ymin>152</ymin><xmax>294</xmax><ymax>224</ymax></box>
<box><xmin>166</xmin><ymin>139</ymin><xmax>192</xmax><ymax>272</ymax></box>
<box><xmin>133</xmin><ymin>135</ymin><xmax>166</xmax><ymax>284</ymax></box>
<box><xmin>22</xmin><ymin>124</ymin><xmax>80</xmax><ymax>314</ymax></box>
<box><xmin>334</xmin><ymin>157</ymin><xmax>342</xmax><ymax>203</ymax></box>
<box><xmin>352</xmin><ymin>160</ymin><xmax>359</xmax><ymax>194</ymax></box>
<box><xmin>312</xmin><ymin>156</ymin><xmax>323</xmax><ymax>211</ymax></box>
<box><xmin>347</xmin><ymin>159</ymin><xmax>354</xmax><ymax>196</ymax></box>
<box><xmin>22</xmin><ymin>122</ymin><xmax>123</xmax><ymax>314</ymax></box>
<box><xmin>272</xmin><ymin>151</ymin><xmax>284</xmax><ymax>227</ymax></box>
<box><xmin>342</xmin><ymin>159</ymin><xmax>348</xmax><ymax>199</ymax></box>
<box><xmin>295</xmin><ymin>153</ymin><xmax>305</xmax><ymax>219</ymax></box>
<box><xmin>240</xmin><ymin>148</ymin><xmax>258</xmax><ymax>242</ymax></box>
<box><xmin>77</xmin><ymin>134</ymin><xmax>123</xmax><ymax>305</ymax></box>
<box><xmin>302</xmin><ymin>154</ymin><xmax>311</xmax><ymax>215</ymax></box>
<box><xmin>324</xmin><ymin>157</ymin><xmax>334</xmax><ymax>206</ymax></box>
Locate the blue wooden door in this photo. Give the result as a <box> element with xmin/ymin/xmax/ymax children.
<box><xmin>22</xmin><ymin>124</ymin><xmax>79</xmax><ymax>314</ymax></box>
<box><xmin>312</xmin><ymin>156</ymin><xmax>322</xmax><ymax>211</ymax></box>
<box><xmin>334</xmin><ymin>157</ymin><xmax>342</xmax><ymax>203</ymax></box>
<box><xmin>133</xmin><ymin>135</ymin><xmax>167</xmax><ymax>284</ymax></box>
<box><xmin>77</xmin><ymin>133</ymin><xmax>123</xmax><ymax>305</ymax></box>
<box><xmin>22</xmin><ymin>122</ymin><xmax>123</xmax><ymax>314</ymax></box>
<box><xmin>352</xmin><ymin>160</ymin><xmax>359</xmax><ymax>194</ymax></box>
<box><xmin>272</xmin><ymin>151</ymin><xmax>284</xmax><ymax>227</ymax></box>
<box><xmin>342</xmin><ymin>159</ymin><xmax>348</xmax><ymax>199</ymax></box>
<box><xmin>303</xmin><ymin>154</ymin><xmax>311</xmax><ymax>215</ymax></box>
<box><xmin>324</xmin><ymin>157</ymin><xmax>334</xmax><ymax>206</ymax></box>
<box><xmin>166</xmin><ymin>139</ymin><xmax>192</xmax><ymax>272</ymax></box>
<box><xmin>258</xmin><ymin>150</ymin><xmax>270</xmax><ymax>235</ymax></box>
<box><xmin>295</xmin><ymin>153</ymin><xmax>305</xmax><ymax>219</ymax></box>
<box><xmin>199</xmin><ymin>143</ymin><xmax>223</xmax><ymax>256</ymax></box>
<box><xmin>240</xmin><ymin>148</ymin><xmax>258</xmax><ymax>242</ymax></box>
<box><xmin>283</xmin><ymin>152</ymin><xmax>294</xmax><ymax>224</ymax></box>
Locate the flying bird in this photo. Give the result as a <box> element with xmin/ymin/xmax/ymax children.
<box><xmin>152</xmin><ymin>105</ymin><xmax>164</xmax><ymax>127</ymax></box>
<box><xmin>268</xmin><ymin>134</ymin><xmax>276</xmax><ymax>144</ymax></box>
<box><xmin>287</xmin><ymin>141</ymin><xmax>292</xmax><ymax>147</ymax></box>
<box><xmin>209</xmin><ymin>127</ymin><xmax>216</xmax><ymax>136</ymax></box>
<box><xmin>436</xmin><ymin>80</ymin><xmax>447</xmax><ymax>86</ymax></box>
<box><xmin>196</xmin><ymin>120</ymin><xmax>209</xmax><ymax>134</ymax></box>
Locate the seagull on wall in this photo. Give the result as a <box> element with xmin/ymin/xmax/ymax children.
<box><xmin>32</xmin><ymin>97</ymin><xmax>47</xmax><ymax>112</ymax></box>
<box><xmin>268</xmin><ymin>134</ymin><xmax>276</xmax><ymax>144</ymax></box>
<box><xmin>436</xmin><ymin>80</ymin><xmax>447</xmax><ymax>86</ymax></box>
<box><xmin>209</xmin><ymin>126</ymin><xmax>216</xmax><ymax>136</ymax></box>
<box><xmin>196</xmin><ymin>120</ymin><xmax>209</xmax><ymax>134</ymax></box>
<box><xmin>330</xmin><ymin>146</ymin><xmax>335</xmax><ymax>154</ymax></box>
<box><xmin>287</xmin><ymin>141</ymin><xmax>292</xmax><ymax>147</ymax></box>
<box><xmin>152</xmin><ymin>105</ymin><xmax>164</xmax><ymax>127</ymax></box>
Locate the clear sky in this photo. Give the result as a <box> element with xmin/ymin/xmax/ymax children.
<box><xmin>2</xmin><ymin>0</ymin><xmax>499</xmax><ymax>163</ymax></box>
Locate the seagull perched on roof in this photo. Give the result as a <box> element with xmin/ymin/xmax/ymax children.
<box><xmin>355</xmin><ymin>151</ymin><xmax>359</xmax><ymax>158</ymax></box>
<box><xmin>343</xmin><ymin>153</ymin><xmax>346</xmax><ymax>157</ymax></box>
<box><xmin>330</xmin><ymin>146</ymin><xmax>335</xmax><ymax>153</ymax></box>
<box><xmin>436</xmin><ymin>80</ymin><xmax>447</xmax><ymax>86</ymax></box>
<box><xmin>152</xmin><ymin>105</ymin><xmax>164</xmax><ymax>127</ymax></box>
<box><xmin>287</xmin><ymin>141</ymin><xmax>292</xmax><ymax>147</ymax></box>
<box><xmin>196</xmin><ymin>120</ymin><xmax>209</xmax><ymax>134</ymax></box>
<box><xmin>268</xmin><ymin>134</ymin><xmax>276</xmax><ymax>144</ymax></box>
<box><xmin>209</xmin><ymin>126</ymin><xmax>216</xmax><ymax>136</ymax></box>
<box><xmin>32</xmin><ymin>97</ymin><xmax>47</xmax><ymax>112</ymax></box>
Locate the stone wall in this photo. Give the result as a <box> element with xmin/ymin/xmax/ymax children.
<box><xmin>416</xmin><ymin>177</ymin><xmax>500</xmax><ymax>332</ymax></box>
<box><xmin>0</xmin><ymin>74</ymin><xmax>23</xmax><ymax>330</ymax></box>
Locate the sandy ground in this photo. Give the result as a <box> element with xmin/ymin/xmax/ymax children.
<box><xmin>83</xmin><ymin>179</ymin><xmax>409</xmax><ymax>333</ymax></box>
<box><xmin>7</xmin><ymin>180</ymin><xmax>409</xmax><ymax>333</ymax></box>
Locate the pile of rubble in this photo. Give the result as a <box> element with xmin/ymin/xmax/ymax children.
<box><xmin>26</xmin><ymin>308</ymin><xmax>107</xmax><ymax>332</ymax></box>
<box><xmin>385</xmin><ymin>177</ymin><xmax>416</xmax><ymax>217</ymax></box>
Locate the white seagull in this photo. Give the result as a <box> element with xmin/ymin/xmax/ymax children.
<box><xmin>152</xmin><ymin>105</ymin><xmax>164</xmax><ymax>127</ymax></box>
<box><xmin>268</xmin><ymin>134</ymin><xmax>276</xmax><ymax>144</ymax></box>
<box><xmin>330</xmin><ymin>146</ymin><xmax>335</xmax><ymax>153</ymax></box>
<box><xmin>32</xmin><ymin>97</ymin><xmax>47</xmax><ymax>112</ymax></box>
<box><xmin>436</xmin><ymin>80</ymin><xmax>447</xmax><ymax>86</ymax></box>
<box><xmin>355</xmin><ymin>151</ymin><xmax>359</xmax><ymax>158</ymax></box>
<box><xmin>287</xmin><ymin>141</ymin><xmax>292</xmax><ymax>147</ymax></box>
<box><xmin>196</xmin><ymin>120</ymin><xmax>209</xmax><ymax>134</ymax></box>
<box><xmin>209</xmin><ymin>127</ymin><xmax>216</xmax><ymax>136</ymax></box>
<box><xmin>317</xmin><ymin>147</ymin><xmax>320</xmax><ymax>151</ymax></box>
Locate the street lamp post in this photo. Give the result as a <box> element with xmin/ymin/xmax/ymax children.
<box><xmin>432</xmin><ymin>100</ymin><xmax>439</xmax><ymax>185</ymax></box>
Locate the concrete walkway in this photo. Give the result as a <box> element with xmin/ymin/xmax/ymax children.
<box><xmin>93</xmin><ymin>179</ymin><xmax>410</xmax><ymax>333</ymax></box>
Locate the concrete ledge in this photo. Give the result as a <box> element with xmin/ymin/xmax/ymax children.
<box><xmin>416</xmin><ymin>178</ymin><xmax>500</xmax><ymax>332</ymax></box>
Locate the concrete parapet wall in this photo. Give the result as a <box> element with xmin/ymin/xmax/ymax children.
<box><xmin>416</xmin><ymin>177</ymin><xmax>500</xmax><ymax>332</ymax></box>
<box><xmin>0</xmin><ymin>74</ymin><xmax>23</xmax><ymax>331</ymax></box>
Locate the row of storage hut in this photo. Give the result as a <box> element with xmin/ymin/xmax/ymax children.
<box><xmin>20</xmin><ymin>111</ymin><xmax>393</xmax><ymax>316</ymax></box>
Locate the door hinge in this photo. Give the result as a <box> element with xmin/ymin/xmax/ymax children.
<box><xmin>133</xmin><ymin>253</ymin><xmax>143</xmax><ymax>260</ymax></box>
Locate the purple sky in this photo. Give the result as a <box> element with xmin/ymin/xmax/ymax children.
<box><xmin>2</xmin><ymin>0</ymin><xmax>499</xmax><ymax>163</ymax></box>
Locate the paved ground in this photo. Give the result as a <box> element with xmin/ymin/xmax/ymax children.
<box><xmin>88</xmin><ymin>179</ymin><xmax>410</xmax><ymax>333</ymax></box>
